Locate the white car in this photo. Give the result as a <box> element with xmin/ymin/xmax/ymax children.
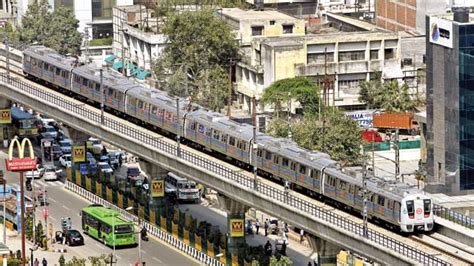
<box><xmin>88</xmin><ymin>137</ymin><xmax>103</xmax><ymax>154</ymax></box>
<box><xmin>25</xmin><ymin>167</ymin><xmax>45</xmax><ymax>179</ymax></box>
<box><xmin>44</xmin><ymin>165</ymin><xmax>61</xmax><ymax>181</ymax></box>
<box><xmin>59</xmin><ymin>154</ymin><xmax>72</xmax><ymax>168</ymax></box>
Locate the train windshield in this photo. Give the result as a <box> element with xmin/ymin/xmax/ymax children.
<box><xmin>406</xmin><ymin>200</ymin><xmax>414</xmax><ymax>218</ymax></box>
<box><xmin>423</xmin><ymin>199</ymin><xmax>431</xmax><ymax>217</ymax></box>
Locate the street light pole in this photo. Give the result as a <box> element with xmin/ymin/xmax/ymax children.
<box><xmin>5</xmin><ymin>39</ymin><xmax>10</xmax><ymax>78</ymax></box>
<box><xmin>20</xmin><ymin>172</ymin><xmax>26</xmax><ymax>265</ymax></box>
<box><xmin>126</xmin><ymin>206</ymin><xmax>142</xmax><ymax>265</ymax></box>
<box><xmin>252</xmin><ymin>96</ymin><xmax>258</xmax><ymax>191</ymax></box>
<box><xmin>362</xmin><ymin>156</ymin><xmax>368</xmax><ymax>238</ymax></box>
<box><xmin>100</xmin><ymin>68</ymin><xmax>104</xmax><ymax>125</ymax></box>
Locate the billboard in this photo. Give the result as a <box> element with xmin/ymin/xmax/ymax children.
<box><xmin>151</xmin><ymin>180</ymin><xmax>164</xmax><ymax>197</ymax></box>
<box><xmin>345</xmin><ymin>110</ymin><xmax>374</xmax><ymax>128</ymax></box>
<box><xmin>429</xmin><ymin>17</ymin><xmax>453</xmax><ymax>49</ymax></box>
<box><xmin>72</xmin><ymin>146</ymin><xmax>86</xmax><ymax>163</ymax></box>
<box><xmin>0</xmin><ymin>109</ymin><xmax>11</xmax><ymax>124</ymax></box>
<box><xmin>229</xmin><ymin>219</ymin><xmax>244</xmax><ymax>237</ymax></box>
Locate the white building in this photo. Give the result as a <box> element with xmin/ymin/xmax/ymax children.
<box><xmin>112</xmin><ymin>5</ymin><xmax>167</xmax><ymax>72</ymax></box>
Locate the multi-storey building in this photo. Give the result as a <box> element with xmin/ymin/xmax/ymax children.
<box><xmin>234</xmin><ymin>12</ymin><xmax>401</xmax><ymax>113</ymax></box>
<box><xmin>426</xmin><ymin>7</ymin><xmax>474</xmax><ymax>194</ymax></box>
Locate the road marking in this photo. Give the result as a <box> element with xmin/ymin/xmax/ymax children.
<box><xmin>152</xmin><ymin>257</ymin><xmax>162</xmax><ymax>263</ymax></box>
<box><xmin>95</xmin><ymin>243</ymin><xmax>105</xmax><ymax>250</ymax></box>
<box><xmin>61</xmin><ymin>205</ymin><xmax>69</xmax><ymax>210</ymax></box>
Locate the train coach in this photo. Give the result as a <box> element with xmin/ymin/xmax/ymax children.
<box><xmin>21</xmin><ymin>45</ymin><xmax>434</xmax><ymax>233</ymax></box>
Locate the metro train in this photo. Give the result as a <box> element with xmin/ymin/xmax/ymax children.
<box><xmin>22</xmin><ymin>45</ymin><xmax>433</xmax><ymax>233</ymax></box>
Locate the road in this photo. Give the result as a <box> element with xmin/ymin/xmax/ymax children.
<box><xmin>0</xmin><ymin>148</ymin><xmax>199</xmax><ymax>266</ymax></box>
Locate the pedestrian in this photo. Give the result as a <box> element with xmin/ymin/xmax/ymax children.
<box><xmin>118</xmin><ymin>154</ymin><xmax>123</xmax><ymax>168</ymax></box>
<box><xmin>255</xmin><ymin>219</ymin><xmax>260</xmax><ymax>235</ymax></box>
<box><xmin>264</xmin><ymin>240</ymin><xmax>272</xmax><ymax>256</ymax></box>
<box><xmin>284</xmin><ymin>180</ymin><xmax>290</xmax><ymax>194</ymax></box>
<box><xmin>264</xmin><ymin>219</ymin><xmax>269</xmax><ymax>236</ymax></box>
<box><xmin>42</xmin><ymin>258</ymin><xmax>47</xmax><ymax>266</ymax></box>
<box><xmin>247</xmin><ymin>220</ymin><xmax>253</xmax><ymax>235</ymax></box>
<box><xmin>307</xmin><ymin>262</ymin><xmax>312</xmax><ymax>266</ymax></box>
<box><xmin>284</xmin><ymin>222</ymin><xmax>289</xmax><ymax>233</ymax></box>
<box><xmin>300</xmin><ymin>229</ymin><xmax>304</xmax><ymax>243</ymax></box>
<box><xmin>34</xmin><ymin>258</ymin><xmax>39</xmax><ymax>266</ymax></box>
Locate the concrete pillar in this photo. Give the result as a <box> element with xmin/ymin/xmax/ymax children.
<box><xmin>217</xmin><ymin>194</ymin><xmax>249</xmax><ymax>265</ymax></box>
<box><xmin>137</xmin><ymin>159</ymin><xmax>168</xmax><ymax>179</ymax></box>
<box><xmin>308</xmin><ymin>235</ymin><xmax>341</xmax><ymax>266</ymax></box>
<box><xmin>0</xmin><ymin>98</ymin><xmax>11</xmax><ymax>109</ymax></box>
<box><xmin>61</xmin><ymin>124</ymin><xmax>90</xmax><ymax>144</ymax></box>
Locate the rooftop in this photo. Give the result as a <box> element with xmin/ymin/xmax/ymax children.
<box><xmin>221</xmin><ymin>8</ymin><xmax>299</xmax><ymax>21</ymax></box>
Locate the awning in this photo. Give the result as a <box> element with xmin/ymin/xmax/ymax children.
<box><xmin>112</xmin><ymin>60</ymin><xmax>123</xmax><ymax>70</ymax></box>
<box><xmin>137</xmin><ymin>70</ymin><xmax>149</xmax><ymax>80</ymax></box>
<box><xmin>104</xmin><ymin>54</ymin><xmax>116</xmax><ymax>63</ymax></box>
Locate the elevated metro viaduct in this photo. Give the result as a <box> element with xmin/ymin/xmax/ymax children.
<box><xmin>0</xmin><ymin>75</ymin><xmax>439</xmax><ymax>265</ymax></box>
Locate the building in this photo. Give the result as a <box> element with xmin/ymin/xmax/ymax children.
<box><xmin>112</xmin><ymin>5</ymin><xmax>166</xmax><ymax>73</ymax></box>
<box><xmin>234</xmin><ymin>12</ymin><xmax>401</xmax><ymax>113</ymax></box>
<box><xmin>376</xmin><ymin>0</ymin><xmax>448</xmax><ymax>34</ymax></box>
<box><xmin>426</xmin><ymin>7</ymin><xmax>474</xmax><ymax>194</ymax></box>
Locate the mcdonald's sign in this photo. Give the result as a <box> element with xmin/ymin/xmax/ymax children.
<box><xmin>72</xmin><ymin>146</ymin><xmax>86</xmax><ymax>163</ymax></box>
<box><xmin>0</xmin><ymin>109</ymin><xmax>11</xmax><ymax>124</ymax></box>
<box><xmin>230</xmin><ymin>219</ymin><xmax>244</xmax><ymax>237</ymax></box>
<box><xmin>5</xmin><ymin>138</ymin><xmax>36</xmax><ymax>171</ymax></box>
<box><xmin>151</xmin><ymin>180</ymin><xmax>164</xmax><ymax>198</ymax></box>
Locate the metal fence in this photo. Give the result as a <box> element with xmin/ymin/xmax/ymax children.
<box><xmin>433</xmin><ymin>204</ymin><xmax>474</xmax><ymax>229</ymax></box>
<box><xmin>0</xmin><ymin>75</ymin><xmax>451</xmax><ymax>266</ymax></box>
<box><xmin>65</xmin><ymin>181</ymin><xmax>224</xmax><ymax>266</ymax></box>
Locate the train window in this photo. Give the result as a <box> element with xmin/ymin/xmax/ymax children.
<box><xmin>273</xmin><ymin>155</ymin><xmax>279</xmax><ymax>164</ymax></box>
<box><xmin>49</xmin><ymin>65</ymin><xmax>54</xmax><ymax>72</ymax></box>
<box><xmin>221</xmin><ymin>134</ymin><xmax>227</xmax><ymax>143</ymax></box>
<box><xmin>229</xmin><ymin>136</ymin><xmax>235</xmax><ymax>145</ymax></box>
<box><xmin>158</xmin><ymin>109</ymin><xmax>164</xmax><ymax>117</ymax></box>
<box><xmin>291</xmin><ymin>162</ymin><xmax>297</xmax><ymax>171</ymax></box>
<box><xmin>151</xmin><ymin>106</ymin><xmax>158</xmax><ymax>115</ymax></box>
<box><xmin>423</xmin><ymin>199</ymin><xmax>431</xmax><ymax>217</ymax></box>
<box><xmin>370</xmin><ymin>194</ymin><xmax>375</xmax><ymax>203</ymax></box>
<box><xmin>93</xmin><ymin>82</ymin><xmax>98</xmax><ymax>90</ymax></box>
<box><xmin>74</xmin><ymin>75</ymin><xmax>80</xmax><ymax>83</ymax></box>
<box><xmin>265</xmin><ymin>151</ymin><xmax>272</xmax><ymax>160</ymax></box>
<box><xmin>64</xmin><ymin>72</ymin><xmax>69</xmax><ymax>79</ymax></box>
<box><xmin>43</xmin><ymin>63</ymin><xmax>48</xmax><ymax>70</ymax></box>
<box><xmin>241</xmin><ymin>142</ymin><xmax>247</xmax><ymax>151</ymax></box>
<box><xmin>406</xmin><ymin>200</ymin><xmax>414</xmax><ymax>217</ymax></box>
<box><xmin>348</xmin><ymin>184</ymin><xmax>353</xmax><ymax>194</ymax></box>
<box><xmin>378</xmin><ymin>196</ymin><xmax>385</xmax><ymax>206</ymax></box>
<box><xmin>31</xmin><ymin>58</ymin><xmax>36</xmax><ymax>66</ymax></box>
<box><xmin>331</xmin><ymin>177</ymin><xmax>336</xmax><ymax>187</ymax></box>
<box><xmin>108</xmin><ymin>88</ymin><xmax>113</xmax><ymax>96</ymax></box>
<box><xmin>340</xmin><ymin>180</ymin><xmax>346</xmax><ymax>190</ymax></box>
<box><xmin>165</xmin><ymin>112</ymin><xmax>172</xmax><ymax>121</ymax></box>
<box><xmin>198</xmin><ymin>124</ymin><xmax>205</xmax><ymax>133</ymax></box>
<box><xmin>24</xmin><ymin>55</ymin><xmax>30</xmax><ymax>62</ymax></box>
<box><xmin>82</xmin><ymin>78</ymin><xmax>88</xmax><ymax>86</ymax></box>
<box><xmin>55</xmin><ymin>68</ymin><xmax>60</xmax><ymax>75</ymax></box>
<box><xmin>282</xmin><ymin>158</ymin><xmax>289</xmax><ymax>167</ymax></box>
<box><xmin>299</xmin><ymin>165</ymin><xmax>306</xmax><ymax>174</ymax></box>
<box><xmin>213</xmin><ymin>130</ymin><xmax>219</xmax><ymax>140</ymax></box>
<box><xmin>138</xmin><ymin>101</ymin><xmax>144</xmax><ymax>109</ymax></box>
<box><xmin>206</xmin><ymin>128</ymin><xmax>212</xmax><ymax>137</ymax></box>
<box><xmin>257</xmin><ymin>149</ymin><xmax>263</xmax><ymax>157</ymax></box>
<box><xmin>387</xmin><ymin>200</ymin><xmax>393</xmax><ymax>210</ymax></box>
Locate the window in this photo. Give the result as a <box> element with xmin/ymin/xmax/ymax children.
<box><xmin>338</xmin><ymin>51</ymin><xmax>365</xmax><ymax>62</ymax></box>
<box><xmin>270</xmin><ymin>20</ymin><xmax>275</xmax><ymax>25</ymax></box>
<box><xmin>251</xmin><ymin>26</ymin><xmax>264</xmax><ymax>36</ymax></box>
<box><xmin>378</xmin><ymin>196</ymin><xmax>385</xmax><ymax>206</ymax></box>
<box><xmin>198</xmin><ymin>124</ymin><xmax>205</xmax><ymax>133</ymax></box>
<box><xmin>229</xmin><ymin>136</ymin><xmax>236</xmax><ymax>146</ymax></box>
<box><xmin>282</xmin><ymin>158</ymin><xmax>289</xmax><ymax>167</ymax></box>
<box><xmin>107</xmin><ymin>88</ymin><xmax>113</xmax><ymax>96</ymax></box>
<box><xmin>94</xmin><ymin>83</ymin><xmax>99</xmax><ymax>91</ymax></box>
<box><xmin>152</xmin><ymin>106</ymin><xmax>158</xmax><ymax>115</ymax></box>
<box><xmin>24</xmin><ymin>55</ymin><xmax>30</xmax><ymax>62</ymax></box>
<box><xmin>307</xmin><ymin>53</ymin><xmax>334</xmax><ymax>64</ymax></box>
<box><xmin>291</xmin><ymin>162</ymin><xmax>296</xmax><ymax>171</ymax></box>
<box><xmin>283</xmin><ymin>24</ymin><xmax>293</xmax><ymax>34</ymax></box>
<box><xmin>55</xmin><ymin>68</ymin><xmax>61</xmax><ymax>75</ymax></box>
<box><xmin>273</xmin><ymin>155</ymin><xmax>279</xmax><ymax>164</ymax></box>
<box><xmin>257</xmin><ymin>149</ymin><xmax>263</xmax><ymax>157</ymax></box>
<box><xmin>43</xmin><ymin>63</ymin><xmax>48</xmax><ymax>70</ymax></box>
<box><xmin>370</xmin><ymin>50</ymin><xmax>379</xmax><ymax>60</ymax></box>
<box><xmin>82</xmin><ymin>78</ymin><xmax>88</xmax><ymax>86</ymax></box>
<box><xmin>384</xmin><ymin>48</ymin><xmax>395</xmax><ymax>60</ymax></box>
<box><xmin>213</xmin><ymin>130</ymin><xmax>220</xmax><ymax>140</ymax></box>
<box><xmin>299</xmin><ymin>165</ymin><xmax>306</xmax><ymax>174</ymax></box>
<box><xmin>265</xmin><ymin>151</ymin><xmax>272</xmax><ymax>160</ymax></box>
<box><xmin>138</xmin><ymin>101</ymin><xmax>144</xmax><ymax>109</ymax></box>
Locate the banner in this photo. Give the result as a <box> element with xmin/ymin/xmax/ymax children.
<box><xmin>151</xmin><ymin>180</ymin><xmax>164</xmax><ymax>197</ymax></box>
<box><xmin>72</xmin><ymin>146</ymin><xmax>86</xmax><ymax>163</ymax></box>
<box><xmin>0</xmin><ymin>109</ymin><xmax>11</xmax><ymax>124</ymax></box>
<box><xmin>229</xmin><ymin>219</ymin><xmax>244</xmax><ymax>237</ymax></box>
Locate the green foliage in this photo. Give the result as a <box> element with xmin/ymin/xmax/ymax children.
<box><xmin>268</xmin><ymin>111</ymin><xmax>363</xmax><ymax>165</ymax></box>
<box><xmin>262</xmin><ymin>77</ymin><xmax>320</xmax><ymax>116</ymax></box>
<box><xmin>19</xmin><ymin>0</ymin><xmax>82</xmax><ymax>55</ymax></box>
<box><xmin>65</xmin><ymin>256</ymin><xmax>86</xmax><ymax>266</ymax></box>
<box><xmin>89</xmin><ymin>37</ymin><xmax>112</xmax><ymax>47</ymax></box>
<box><xmin>0</xmin><ymin>22</ymin><xmax>20</xmax><ymax>42</ymax></box>
<box><xmin>358</xmin><ymin>72</ymin><xmax>418</xmax><ymax>112</ymax></box>
<box><xmin>88</xmin><ymin>254</ymin><xmax>108</xmax><ymax>266</ymax></box>
<box><xmin>59</xmin><ymin>255</ymin><xmax>66</xmax><ymax>266</ymax></box>
<box><xmin>35</xmin><ymin>221</ymin><xmax>43</xmax><ymax>246</ymax></box>
<box><xmin>153</xmin><ymin>9</ymin><xmax>239</xmax><ymax>111</ymax></box>
<box><xmin>269</xmin><ymin>255</ymin><xmax>293</xmax><ymax>265</ymax></box>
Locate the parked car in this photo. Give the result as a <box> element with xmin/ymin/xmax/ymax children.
<box><xmin>127</xmin><ymin>166</ymin><xmax>140</xmax><ymax>179</ymax></box>
<box><xmin>25</xmin><ymin>166</ymin><xmax>44</xmax><ymax>179</ymax></box>
<box><xmin>59</xmin><ymin>154</ymin><xmax>72</xmax><ymax>168</ymax></box>
<box><xmin>98</xmin><ymin>162</ymin><xmax>114</xmax><ymax>174</ymax></box>
<box><xmin>86</xmin><ymin>152</ymin><xmax>97</xmax><ymax>168</ymax></box>
<box><xmin>108</xmin><ymin>151</ymin><xmax>125</xmax><ymax>169</ymax></box>
<box><xmin>58</xmin><ymin>139</ymin><xmax>72</xmax><ymax>154</ymax></box>
<box><xmin>39</xmin><ymin>125</ymin><xmax>58</xmax><ymax>140</ymax></box>
<box><xmin>64</xmin><ymin>229</ymin><xmax>84</xmax><ymax>246</ymax></box>
<box><xmin>99</xmin><ymin>155</ymin><xmax>109</xmax><ymax>164</ymax></box>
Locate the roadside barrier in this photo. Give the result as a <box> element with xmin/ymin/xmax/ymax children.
<box><xmin>65</xmin><ymin>181</ymin><xmax>223</xmax><ymax>265</ymax></box>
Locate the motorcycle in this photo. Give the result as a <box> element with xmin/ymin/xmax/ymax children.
<box><xmin>141</xmin><ymin>227</ymin><xmax>149</xmax><ymax>241</ymax></box>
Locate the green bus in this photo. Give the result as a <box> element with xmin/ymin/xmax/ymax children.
<box><xmin>81</xmin><ymin>205</ymin><xmax>136</xmax><ymax>247</ymax></box>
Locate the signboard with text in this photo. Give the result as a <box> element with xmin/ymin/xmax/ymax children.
<box><xmin>5</xmin><ymin>138</ymin><xmax>36</xmax><ymax>171</ymax></box>
<box><xmin>0</xmin><ymin>109</ymin><xmax>11</xmax><ymax>124</ymax></box>
<box><xmin>429</xmin><ymin>16</ymin><xmax>453</xmax><ymax>49</ymax></box>
<box><xmin>345</xmin><ymin>110</ymin><xmax>374</xmax><ymax>128</ymax></box>
<box><xmin>229</xmin><ymin>219</ymin><xmax>244</xmax><ymax>237</ymax></box>
<box><xmin>151</xmin><ymin>180</ymin><xmax>164</xmax><ymax>197</ymax></box>
<box><xmin>72</xmin><ymin>146</ymin><xmax>86</xmax><ymax>163</ymax></box>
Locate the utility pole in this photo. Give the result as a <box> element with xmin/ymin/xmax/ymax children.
<box><xmin>20</xmin><ymin>172</ymin><xmax>26</xmax><ymax>266</ymax></box>
<box><xmin>287</xmin><ymin>92</ymin><xmax>292</xmax><ymax>140</ymax></box>
<box><xmin>252</xmin><ymin>96</ymin><xmax>258</xmax><ymax>191</ymax></box>
<box><xmin>100</xmin><ymin>68</ymin><xmax>104</xmax><ymax>125</ymax></box>
<box><xmin>395</xmin><ymin>128</ymin><xmax>400</xmax><ymax>180</ymax></box>
<box><xmin>226</xmin><ymin>59</ymin><xmax>234</xmax><ymax>118</ymax></box>
<box><xmin>5</xmin><ymin>39</ymin><xmax>9</xmax><ymax>78</ymax></box>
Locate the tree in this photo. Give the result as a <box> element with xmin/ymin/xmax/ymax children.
<box><xmin>261</xmin><ymin>77</ymin><xmax>320</xmax><ymax>117</ymax></box>
<box><xmin>152</xmin><ymin>9</ymin><xmax>240</xmax><ymax>111</ymax></box>
<box><xmin>65</xmin><ymin>256</ymin><xmax>86</xmax><ymax>266</ymax></box>
<box><xmin>358</xmin><ymin>72</ymin><xmax>418</xmax><ymax>112</ymax></box>
<box><xmin>19</xmin><ymin>0</ymin><xmax>82</xmax><ymax>55</ymax></box>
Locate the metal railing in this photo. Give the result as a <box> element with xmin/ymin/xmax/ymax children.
<box><xmin>0</xmin><ymin>75</ymin><xmax>450</xmax><ymax>266</ymax></box>
<box><xmin>65</xmin><ymin>181</ymin><xmax>224</xmax><ymax>266</ymax></box>
<box><xmin>433</xmin><ymin>204</ymin><xmax>474</xmax><ymax>229</ymax></box>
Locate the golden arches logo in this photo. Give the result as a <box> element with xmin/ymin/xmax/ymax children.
<box><xmin>5</xmin><ymin>138</ymin><xmax>36</xmax><ymax>171</ymax></box>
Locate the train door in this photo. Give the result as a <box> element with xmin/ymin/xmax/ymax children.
<box><xmin>394</xmin><ymin>201</ymin><xmax>401</xmax><ymax>222</ymax></box>
<box><xmin>289</xmin><ymin>161</ymin><xmax>297</xmax><ymax>183</ymax></box>
<box><xmin>272</xmin><ymin>154</ymin><xmax>280</xmax><ymax>177</ymax></box>
<box><xmin>310</xmin><ymin>168</ymin><xmax>321</xmax><ymax>193</ymax></box>
<box><xmin>298</xmin><ymin>164</ymin><xmax>307</xmax><ymax>184</ymax></box>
